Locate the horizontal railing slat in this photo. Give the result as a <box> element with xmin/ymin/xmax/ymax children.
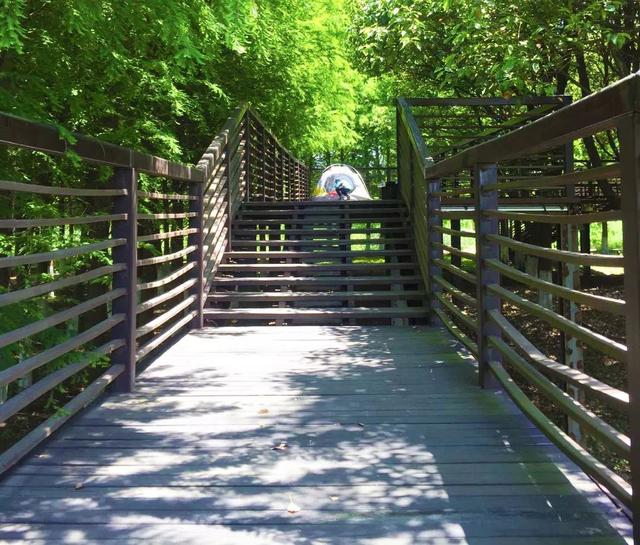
<box><xmin>488</xmin><ymin>309</ymin><xmax>629</xmax><ymax>412</ymax></box>
<box><xmin>488</xmin><ymin>283</ymin><xmax>627</xmax><ymax>362</ymax></box>
<box><xmin>434</xmin><ymin>241</ymin><xmax>476</xmax><ymax>261</ymax></box>
<box><xmin>0</xmin><ymin>317</ymin><xmax>124</xmax><ymax>386</ymax></box>
<box><xmin>484</xmin><ymin>210</ymin><xmax>623</xmax><ymax>225</ymax></box>
<box><xmin>0</xmin><ymin>214</ymin><xmax>127</xmax><ymax>229</ymax></box>
<box><xmin>136</xmin><ymin>262</ymin><xmax>196</xmax><ymax>291</ymax></box>
<box><xmin>137</xmin><ymin>228</ymin><xmax>197</xmax><ymax>243</ymax></box>
<box><xmin>432</xmin><ymin>225</ymin><xmax>477</xmax><ymax>238</ymax></box>
<box><xmin>433</xmin><ymin>307</ymin><xmax>479</xmax><ymax>356</ymax></box>
<box><xmin>488</xmin><ymin>360</ymin><xmax>632</xmax><ymax>507</ymax></box>
<box><xmin>138</xmin><ymin>212</ymin><xmax>197</xmax><ymax>221</ymax></box>
<box><xmin>0</xmin><ymin>289</ymin><xmax>126</xmax><ymax>350</ymax></box>
<box><xmin>489</xmin><ymin>335</ymin><xmax>630</xmax><ymax>458</ymax></box>
<box><xmin>433</xmin><ymin>258</ymin><xmax>476</xmax><ymax>284</ymax></box>
<box><xmin>136</xmin><ymin>296</ymin><xmax>196</xmax><ymax>339</ymax></box>
<box><xmin>136</xmin><ymin>311</ymin><xmax>195</xmax><ymax>361</ymax></box>
<box><xmin>137</xmin><ymin>191</ymin><xmax>196</xmax><ymax>201</ymax></box>
<box><xmin>0</xmin><ymin>265</ymin><xmax>125</xmax><ymax>308</ymax></box>
<box><xmin>0</xmin><ymin>364</ymin><xmax>124</xmax><ymax>474</ymax></box>
<box><xmin>435</xmin><ymin>292</ymin><xmax>477</xmax><ymax>331</ymax></box>
<box><xmin>137</xmin><ymin>246</ymin><xmax>196</xmax><ymax>267</ymax></box>
<box><xmin>0</xmin><ymin>239</ymin><xmax>126</xmax><ymax>269</ymax></box>
<box><xmin>136</xmin><ymin>279</ymin><xmax>197</xmax><ymax>315</ymax></box>
<box><xmin>483</xmin><ymin>163</ymin><xmax>621</xmax><ymax>192</ymax></box>
<box><xmin>487</xmin><ymin>259</ymin><xmax>625</xmax><ymax>315</ymax></box>
<box><xmin>0</xmin><ymin>340</ymin><xmax>123</xmax><ymax>423</ymax></box>
<box><xmin>432</xmin><ymin>274</ymin><xmax>477</xmax><ymax>307</ymax></box>
<box><xmin>487</xmin><ymin>235</ymin><xmax>624</xmax><ymax>267</ymax></box>
<box><xmin>0</xmin><ymin>180</ymin><xmax>127</xmax><ymax>197</ymax></box>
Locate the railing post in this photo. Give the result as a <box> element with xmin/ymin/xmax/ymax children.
<box><xmin>618</xmin><ymin>112</ymin><xmax>640</xmax><ymax>542</ymax></box>
<box><xmin>474</xmin><ymin>163</ymin><xmax>500</xmax><ymax>388</ymax></box>
<box><xmin>259</xmin><ymin>124</ymin><xmax>266</xmax><ymax>201</ymax></box>
<box><xmin>110</xmin><ymin>167</ymin><xmax>138</xmax><ymax>393</ymax></box>
<box><xmin>224</xmin><ymin>139</ymin><xmax>233</xmax><ymax>251</ymax></box>
<box><xmin>427</xmin><ymin>178</ymin><xmax>442</xmax><ymax>322</ymax></box>
<box><xmin>245</xmin><ymin>112</ymin><xmax>252</xmax><ymax>202</ymax></box>
<box><xmin>189</xmin><ymin>177</ymin><xmax>204</xmax><ymax>329</ymax></box>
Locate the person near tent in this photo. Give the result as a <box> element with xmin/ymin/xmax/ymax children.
<box><xmin>334</xmin><ymin>178</ymin><xmax>352</xmax><ymax>200</ymax></box>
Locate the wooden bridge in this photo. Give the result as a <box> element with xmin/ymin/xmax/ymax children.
<box><xmin>1</xmin><ymin>73</ymin><xmax>640</xmax><ymax>543</ymax></box>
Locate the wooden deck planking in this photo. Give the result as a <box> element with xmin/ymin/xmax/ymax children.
<box><xmin>0</xmin><ymin>326</ymin><xmax>629</xmax><ymax>544</ymax></box>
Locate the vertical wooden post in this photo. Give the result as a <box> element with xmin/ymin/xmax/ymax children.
<box><xmin>450</xmin><ymin>177</ymin><xmax>462</xmax><ymax>269</ymax></box>
<box><xmin>260</xmin><ymin>125</ymin><xmax>266</xmax><ymax>201</ymax></box>
<box><xmin>427</xmin><ymin>178</ymin><xmax>442</xmax><ymax>323</ymax></box>
<box><xmin>224</xmin><ymin>137</ymin><xmax>233</xmax><ymax>251</ymax></box>
<box><xmin>474</xmin><ymin>163</ymin><xmax>500</xmax><ymax>388</ymax></box>
<box><xmin>110</xmin><ymin>167</ymin><xmax>138</xmax><ymax>393</ymax></box>
<box><xmin>189</xmin><ymin>177</ymin><xmax>204</xmax><ymax>330</ymax></box>
<box><xmin>561</xmin><ymin>220</ymin><xmax>584</xmax><ymax>440</ymax></box>
<box><xmin>618</xmin><ymin>112</ymin><xmax>640</xmax><ymax>543</ymax></box>
<box><xmin>245</xmin><ymin>112</ymin><xmax>252</xmax><ymax>202</ymax></box>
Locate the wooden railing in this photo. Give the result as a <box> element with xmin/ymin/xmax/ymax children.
<box><xmin>0</xmin><ymin>105</ymin><xmax>308</xmax><ymax>473</ymax></box>
<box><xmin>397</xmin><ymin>72</ymin><xmax>640</xmax><ymax>536</ymax></box>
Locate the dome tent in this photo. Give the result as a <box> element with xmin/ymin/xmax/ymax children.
<box><xmin>312</xmin><ymin>164</ymin><xmax>372</xmax><ymax>201</ymax></box>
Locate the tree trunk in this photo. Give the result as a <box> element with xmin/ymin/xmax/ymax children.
<box><xmin>574</xmin><ymin>48</ymin><xmax>616</xmax><ymax>202</ymax></box>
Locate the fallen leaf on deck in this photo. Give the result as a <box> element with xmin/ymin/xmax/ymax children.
<box><xmin>287</xmin><ymin>494</ymin><xmax>301</xmax><ymax>513</ymax></box>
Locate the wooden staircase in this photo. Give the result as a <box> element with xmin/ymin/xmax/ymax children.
<box><xmin>204</xmin><ymin>199</ymin><xmax>428</xmax><ymax>325</ymax></box>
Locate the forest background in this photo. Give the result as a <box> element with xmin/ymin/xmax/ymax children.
<box><xmin>1</xmin><ymin>0</ymin><xmax>638</xmax><ymax>170</ymax></box>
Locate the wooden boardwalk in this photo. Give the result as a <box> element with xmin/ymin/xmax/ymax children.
<box><xmin>0</xmin><ymin>326</ymin><xmax>630</xmax><ymax>544</ymax></box>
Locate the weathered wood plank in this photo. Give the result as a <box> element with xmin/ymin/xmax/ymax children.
<box><xmin>0</xmin><ymin>325</ymin><xmax>627</xmax><ymax>544</ymax></box>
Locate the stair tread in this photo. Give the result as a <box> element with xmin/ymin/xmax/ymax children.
<box><xmin>237</xmin><ymin>207</ymin><xmax>406</xmax><ymax>217</ymax></box>
<box><xmin>209</xmin><ymin>290</ymin><xmax>426</xmax><ymax>300</ymax></box>
<box><xmin>225</xmin><ymin>250</ymin><xmax>412</xmax><ymax>258</ymax></box>
<box><xmin>203</xmin><ymin>307</ymin><xmax>426</xmax><ymax>317</ymax></box>
<box><xmin>233</xmin><ymin>227</ymin><xmax>407</xmax><ymax>236</ymax></box>
<box><xmin>240</xmin><ymin>199</ymin><xmax>403</xmax><ymax>208</ymax></box>
<box><xmin>233</xmin><ymin>218</ymin><xmax>407</xmax><ymax>226</ymax></box>
<box><xmin>212</xmin><ymin>275</ymin><xmax>423</xmax><ymax>285</ymax></box>
<box><xmin>218</xmin><ymin>262</ymin><xmax>416</xmax><ymax>271</ymax></box>
<box><xmin>231</xmin><ymin>238</ymin><xmax>413</xmax><ymax>246</ymax></box>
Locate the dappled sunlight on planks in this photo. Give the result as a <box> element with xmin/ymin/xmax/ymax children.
<box><xmin>0</xmin><ymin>326</ymin><xmax>629</xmax><ymax>544</ymax></box>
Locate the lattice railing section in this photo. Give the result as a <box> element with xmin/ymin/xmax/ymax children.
<box><xmin>397</xmin><ymin>73</ymin><xmax>640</xmax><ymax>536</ymax></box>
<box><xmin>0</xmin><ymin>106</ymin><xmax>309</xmax><ymax>473</ymax></box>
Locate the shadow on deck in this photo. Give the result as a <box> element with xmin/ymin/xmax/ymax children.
<box><xmin>0</xmin><ymin>326</ymin><xmax>632</xmax><ymax>544</ymax></box>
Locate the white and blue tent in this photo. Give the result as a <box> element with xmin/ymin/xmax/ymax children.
<box><xmin>312</xmin><ymin>164</ymin><xmax>372</xmax><ymax>201</ymax></box>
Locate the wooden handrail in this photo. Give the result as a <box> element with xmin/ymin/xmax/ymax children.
<box><xmin>396</xmin><ymin>70</ymin><xmax>640</xmax><ymax>532</ymax></box>
<box><xmin>422</xmin><ymin>71</ymin><xmax>640</xmax><ymax>179</ymax></box>
<box><xmin>0</xmin><ymin>112</ymin><xmax>204</xmax><ymax>182</ymax></box>
<box><xmin>0</xmin><ymin>103</ymin><xmax>309</xmax><ymax>477</ymax></box>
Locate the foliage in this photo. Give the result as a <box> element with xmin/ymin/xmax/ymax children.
<box><xmin>351</xmin><ymin>0</ymin><xmax>639</xmax><ymax>97</ymax></box>
<box><xmin>0</xmin><ymin>0</ymin><xmax>363</xmax><ymax>158</ymax></box>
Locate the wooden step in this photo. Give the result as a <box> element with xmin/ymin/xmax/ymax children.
<box><xmin>203</xmin><ymin>307</ymin><xmax>427</xmax><ymax>321</ymax></box>
<box><xmin>230</xmin><ymin>238</ymin><xmax>414</xmax><ymax>248</ymax></box>
<box><xmin>217</xmin><ymin>262</ymin><xmax>416</xmax><ymax>273</ymax></box>
<box><xmin>233</xmin><ymin>217</ymin><xmax>407</xmax><ymax>226</ymax></box>
<box><xmin>224</xmin><ymin>249</ymin><xmax>413</xmax><ymax>259</ymax></box>
<box><xmin>237</xmin><ymin>207</ymin><xmax>407</xmax><ymax>218</ymax></box>
<box><xmin>233</xmin><ymin>227</ymin><xmax>408</xmax><ymax>237</ymax></box>
<box><xmin>241</xmin><ymin>199</ymin><xmax>403</xmax><ymax>209</ymax></box>
<box><xmin>211</xmin><ymin>275</ymin><xmax>423</xmax><ymax>286</ymax></box>
<box><xmin>208</xmin><ymin>290</ymin><xmax>426</xmax><ymax>302</ymax></box>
